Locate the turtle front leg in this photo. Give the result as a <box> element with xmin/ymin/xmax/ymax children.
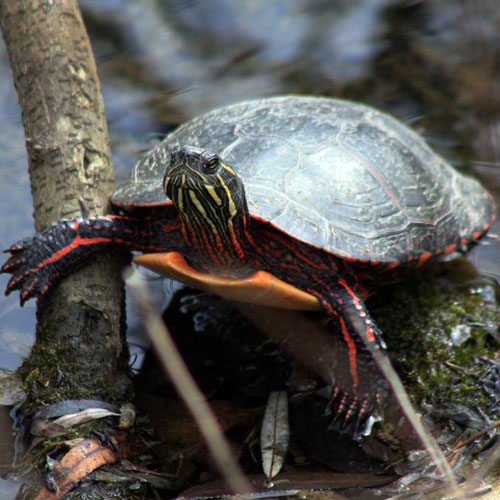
<box><xmin>2</xmin><ymin>216</ymin><xmax>138</xmax><ymax>304</ymax></box>
<box><xmin>310</xmin><ymin>280</ymin><xmax>389</xmax><ymax>435</ymax></box>
<box><xmin>2</xmin><ymin>213</ymin><xmax>182</xmax><ymax>305</ymax></box>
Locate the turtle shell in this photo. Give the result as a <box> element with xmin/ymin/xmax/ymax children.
<box><xmin>112</xmin><ymin>96</ymin><xmax>495</xmax><ymax>262</ymax></box>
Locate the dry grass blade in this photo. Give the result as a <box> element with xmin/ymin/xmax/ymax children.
<box><xmin>367</xmin><ymin>343</ymin><xmax>462</xmax><ymax>497</ymax></box>
<box><xmin>125</xmin><ymin>268</ymin><xmax>253</xmax><ymax>496</ymax></box>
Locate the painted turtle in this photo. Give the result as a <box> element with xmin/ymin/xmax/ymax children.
<box><xmin>2</xmin><ymin>96</ymin><xmax>496</xmax><ymax>432</ymax></box>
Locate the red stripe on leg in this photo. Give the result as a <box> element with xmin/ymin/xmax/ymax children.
<box><xmin>338</xmin><ymin>316</ymin><xmax>358</xmax><ymax>392</ymax></box>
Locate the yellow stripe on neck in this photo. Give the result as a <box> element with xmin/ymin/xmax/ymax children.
<box><xmin>217</xmin><ymin>174</ymin><xmax>237</xmax><ymax>218</ymax></box>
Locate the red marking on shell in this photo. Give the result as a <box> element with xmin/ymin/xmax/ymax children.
<box><xmin>342</xmin><ymin>255</ymin><xmax>358</xmax><ymax>263</ymax></box>
<box><xmin>416</xmin><ymin>251</ymin><xmax>431</xmax><ymax>268</ymax></box>
<box><xmin>444</xmin><ymin>243</ymin><xmax>457</xmax><ymax>255</ymax></box>
<box><xmin>460</xmin><ymin>238</ymin><xmax>467</xmax><ymax>246</ymax></box>
<box><xmin>384</xmin><ymin>260</ymin><xmax>400</xmax><ymax>271</ymax></box>
<box><xmin>473</xmin><ymin>230</ymin><xmax>481</xmax><ymax>239</ymax></box>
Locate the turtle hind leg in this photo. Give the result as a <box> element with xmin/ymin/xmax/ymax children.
<box><xmin>310</xmin><ymin>281</ymin><xmax>390</xmax><ymax>437</ymax></box>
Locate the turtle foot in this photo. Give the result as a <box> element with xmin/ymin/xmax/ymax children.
<box><xmin>2</xmin><ymin>215</ymin><xmax>150</xmax><ymax>305</ymax></box>
<box><xmin>1</xmin><ymin>217</ymin><xmax>103</xmax><ymax>305</ymax></box>
<box><xmin>326</xmin><ymin>388</ymin><xmax>381</xmax><ymax>438</ymax></box>
<box><xmin>2</xmin><ymin>232</ymin><xmax>64</xmax><ymax>305</ymax></box>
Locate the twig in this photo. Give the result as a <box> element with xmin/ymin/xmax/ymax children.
<box><xmin>126</xmin><ymin>268</ymin><xmax>253</xmax><ymax>496</ymax></box>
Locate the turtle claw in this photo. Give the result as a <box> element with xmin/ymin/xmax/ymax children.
<box><xmin>2</xmin><ymin>234</ymin><xmax>57</xmax><ymax>304</ymax></box>
<box><xmin>5</xmin><ymin>273</ymin><xmax>40</xmax><ymax>306</ymax></box>
<box><xmin>4</xmin><ymin>265</ymin><xmax>34</xmax><ymax>306</ymax></box>
<box><xmin>2</xmin><ymin>249</ymin><xmax>27</xmax><ymax>274</ymax></box>
<box><xmin>328</xmin><ymin>389</ymin><xmax>372</xmax><ymax>437</ymax></box>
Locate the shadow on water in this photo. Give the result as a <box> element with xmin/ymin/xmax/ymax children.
<box><xmin>0</xmin><ymin>0</ymin><xmax>499</xmax><ymax>497</ymax></box>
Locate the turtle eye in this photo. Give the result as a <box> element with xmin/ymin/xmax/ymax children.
<box><xmin>203</xmin><ymin>156</ymin><xmax>220</xmax><ymax>173</ymax></box>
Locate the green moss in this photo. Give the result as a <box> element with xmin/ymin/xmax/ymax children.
<box><xmin>370</xmin><ymin>259</ymin><xmax>500</xmax><ymax>417</ymax></box>
<box><xmin>19</xmin><ymin>339</ymin><xmax>132</xmax><ymax>415</ymax></box>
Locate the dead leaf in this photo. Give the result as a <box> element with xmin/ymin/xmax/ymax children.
<box><xmin>260</xmin><ymin>390</ymin><xmax>289</xmax><ymax>479</ymax></box>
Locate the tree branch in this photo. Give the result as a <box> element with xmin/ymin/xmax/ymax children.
<box><xmin>0</xmin><ymin>0</ymin><xmax>131</xmax><ymax>405</ymax></box>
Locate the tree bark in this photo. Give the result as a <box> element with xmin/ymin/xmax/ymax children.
<box><xmin>0</xmin><ymin>1</ymin><xmax>131</xmax><ymax>404</ymax></box>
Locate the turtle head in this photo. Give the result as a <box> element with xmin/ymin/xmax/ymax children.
<box><xmin>164</xmin><ymin>146</ymin><xmax>246</xmax><ymax>210</ymax></box>
<box><xmin>163</xmin><ymin>146</ymin><xmax>252</xmax><ymax>270</ymax></box>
